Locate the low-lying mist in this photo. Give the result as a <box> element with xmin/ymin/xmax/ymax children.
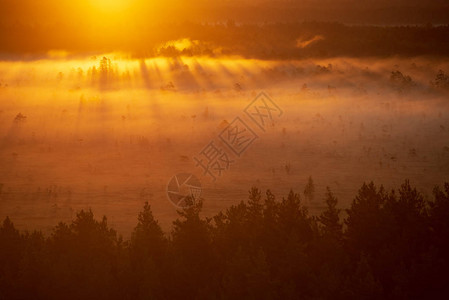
<box><xmin>0</xmin><ymin>54</ymin><xmax>449</xmax><ymax>235</ymax></box>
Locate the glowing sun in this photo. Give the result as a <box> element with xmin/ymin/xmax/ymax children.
<box><xmin>90</xmin><ymin>0</ymin><xmax>131</xmax><ymax>12</ymax></box>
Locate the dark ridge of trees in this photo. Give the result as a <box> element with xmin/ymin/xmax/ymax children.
<box><xmin>2</xmin><ymin>22</ymin><xmax>449</xmax><ymax>60</ymax></box>
<box><xmin>1</xmin><ymin>180</ymin><xmax>449</xmax><ymax>299</ymax></box>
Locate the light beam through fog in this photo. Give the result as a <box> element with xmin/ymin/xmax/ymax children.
<box><xmin>1</xmin><ymin>55</ymin><xmax>448</xmax><ymax>233</ymax></box>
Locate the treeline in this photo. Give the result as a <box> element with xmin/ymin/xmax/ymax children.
<box><xmin>2</xmin><ymin>22</ymin><xmax>449</xmax><ymax>60</ymax></box>
<box><xmin>1</xmin><ymin>180</ymin><xmax>449</xmax><ymax>299</ymax></box>
<box><xmin>170</xmin><ymin>22</ymin><xmax>449</xmax><ymax>59</ymax></box>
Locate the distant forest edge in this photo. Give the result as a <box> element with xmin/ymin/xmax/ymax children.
<box><xmin>1</xmin><ymin>22</ymin><xmax>449</xmax><ymax>60</ymax></box>
<box><xmin>1</xmin><ymin>180</ymin><xmax>449</xmax><ymax>299</ymax></box>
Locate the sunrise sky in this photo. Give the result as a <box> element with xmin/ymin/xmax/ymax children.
<box><xmin>1</xmin><ymin>0</ymin><xmax>449</xmax><ymax>57</ymax></box>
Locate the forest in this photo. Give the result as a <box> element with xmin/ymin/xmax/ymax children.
<box><xmin>1</xmin><ymin>180</ymin><xmax>449</xmax><ymax>299</ymax></box>
<box><xmin>1</xmin><ymin>22</ymin><xmax>449</xmax><ymax>59</ymax></box>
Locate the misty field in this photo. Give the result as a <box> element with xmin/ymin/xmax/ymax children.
<box><xmin>1</xmin><ymin>54</ymin><xmax>449</xmax><ymax>235</ymax></box>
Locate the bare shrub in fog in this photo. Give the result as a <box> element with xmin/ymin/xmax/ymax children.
<box><xmin>304</xmin><ymin>176</ymin><xmax>315</xmax><ymax>203</ymax></box>
<box><xmin>390</xmin><ymin>70</ymin><xmax>416</xmax><ymax>93</ymax></box>
<box><xmin>13</xmin><ymin>113</ymin><xmax>26</xmax><ymax>123</ymax></box>
<box><xmin>285</xmin><ymin>162</ymin><xmax>291</xmax><ymax>175</ymax></box>
<box><xmin>432</xmin><ymin>70</ymin><xmax>449</xmax><ymax>91</ymax></box>
<box><xmin>161</xmin><ymin>81</ymin><xmax>176</xmax><ymax>91</ymax></box>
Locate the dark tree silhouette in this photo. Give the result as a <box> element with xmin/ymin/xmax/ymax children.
<box><xmin>319</xmin><ymin>187</ymin><xmax>342</xmax><ymax>240</ymax></box>
<box><xmin>129</xmin><ymin>202</ymin><xmax>167</xmax><ymax>299</ymax></box>
<box><xmin>1</xmin><ymin>180</ymin><xmax>449</xmax><ymax>299</ymax></box>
